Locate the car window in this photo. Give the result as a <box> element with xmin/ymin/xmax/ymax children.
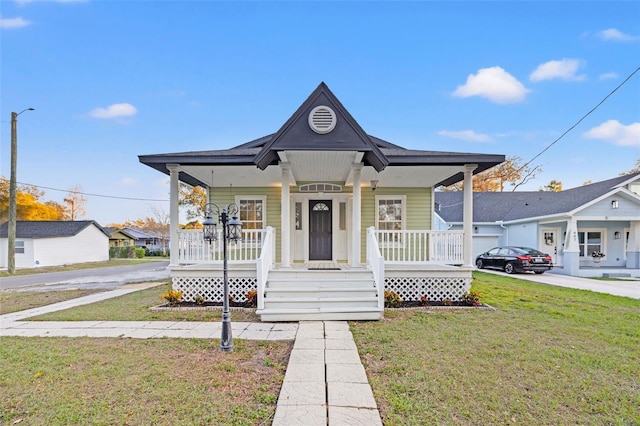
<box><xmin>520</xmin><ymin>247</ymin><xmax>543</xmax><ymax>255</ymax></box>
<box><xmin>498</xmin><ymin>248</ymin><xmax>510</xmax><ymax>255</ymax></box>
<box><xmin>487</xmin><ymin>248</ymin><xmax>500</xmax><ymax>255</ymax></box>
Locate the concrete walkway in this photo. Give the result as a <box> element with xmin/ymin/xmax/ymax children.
<box><xmin>0</xmin><ymin>283</ymin><xmax>383</xmax><ymax>425</ymax></box>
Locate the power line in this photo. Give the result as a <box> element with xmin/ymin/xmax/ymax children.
<box><xmin>0</xmin><ymin>177</ymin><xmax>169</xmax><ymax>202</ymax></box>
<box><xmin>518</xmin><ymin>65</ymin><xmax>640</xmax><ymax>173</ymax></box>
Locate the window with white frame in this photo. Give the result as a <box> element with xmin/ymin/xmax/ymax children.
<box><xmin>15</xmin><ymin>241</ymin><xmax>25</xmax><ymax>254</ymax></box>
<box><xmin>375</xmin><ymin>196</ymin><xmax>405</xmax><ymax>242</ymax></box>
<box><xmin>236</xmin><ymin>196</ymin><xmax>266</xmax><ymax>230</ymax></box>
<box><xmin>577</xmin><ymin>229</ymin><xmax>604</xmax><ymax>257</ymax></box>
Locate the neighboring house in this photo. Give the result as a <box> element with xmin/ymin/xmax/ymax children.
<box><xmin>103</xmin><ymin>227</ymin><xmax>137</xmax><ymax>247</ymax></box>
<box><xmin>138</xmin><ymin>82</ymin><xmax>505</xmax><ymax>320</ymax></box>
<box><xmin>434</xmin><ymin>173</ymin><xmax>640</xmax><ymax>278</ymax></box>
<box><xmin>121</xmin><ymin>227</ymin><xmax>166</xmax><ymax>251</ymax></box>
<box><xmin>0</xmin><ymin>220</ymin><xmax>110</xmax><ymax>269</ymax></box>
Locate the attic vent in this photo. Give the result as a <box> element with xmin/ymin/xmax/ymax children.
<box><xmin>299</xmin><ymin>183</ymin><xmax>342</xmax><ymax>193</ymax></box>
<box><xmin>308</xmin><ymin>106</ymin><xmax>337</xmax><ymax>134</ymax></box>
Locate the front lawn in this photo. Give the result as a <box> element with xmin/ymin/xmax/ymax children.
<box><xmin>352</xmin><ymin>271</ymin><xmax>640</xmax><ymax>425</ymax></box>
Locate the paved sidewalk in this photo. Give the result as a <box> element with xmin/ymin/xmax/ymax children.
<box><xmin>1</xmin><ymin>284</ymin><xmax>383</xmax><ymax>425</ymax></box>
<box><xmin>273</xmin><ymin>321</ymin><xmax>383</xmax><ymax>426</ymax></box>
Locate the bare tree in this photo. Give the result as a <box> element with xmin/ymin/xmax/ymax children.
<box><xmin>63</xmin><ymin>185</ymin><xmax>87</xmax><ymax>220</ymax></box>
<box><xmin>442</xmin><ymin>156</ymin><xmax>541</xmax><ymax>192</ymax></box>
<box><xmin>539</xmin><ymin>180</ymin><xmax>563</xmax><ymax>192</ymax></box>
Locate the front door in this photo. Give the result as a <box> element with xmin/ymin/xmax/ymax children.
<box><xmin>540</xmin><ymin>228</ymin><xmax>561</xmax><ymax>265</ymax></box>
<box><xmin>309</xmin><ymin>200</ymin><xmax>332</xmax><ymax>260</ymax></box>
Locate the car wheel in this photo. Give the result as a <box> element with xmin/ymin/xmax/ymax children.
<box><xmin>504</xmin><ymin>263</ymin><xmax>517</xmax><ymax>274</ymax></box>
<box><xmin>534</xmin><ymin>271</ymin><xmax>545</xmax><ymax>274</ymax></box>
<box><xmin>476</xmin><ymin>259</ymin><xmax>484</xmax><ymax>269</ymax></box>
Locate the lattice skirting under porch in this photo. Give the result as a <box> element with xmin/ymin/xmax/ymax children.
<box><xmin>385</xmin><ymin>276</ymin><xmax>471</xmax><ymax>302</ymax></box>
<box><xmin>172</xmin><ymin>276</ymin><xmax>257</xmax><ymax>303</ymax></box>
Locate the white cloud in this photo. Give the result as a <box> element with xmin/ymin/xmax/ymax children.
<box><xmin>89</xmin><ymin>103</ymin><xmax>137</xmax><ymax>119</ymax></box>
<box><xmin>0</xmin><ymin>16</ymin><xmax>31</xmax><ymax>29</ymax></box>
<box><xmin>437</xmin><ymin>130</ymin><xmax>493</xmax><ymax>143</ymax></box>
<box><xmin>599</xmin><ymin>72</ymin><xmax>618</xmax><ymax>80</ymax></box>
<box><xmin>583</xmin><ymin>120</ymin><xmax>640</xmax><ymax>147</ymax></box>
<box><xmin>530</xmin><ymin>59</ymin><xmax>586</xmax><ymax>82</ymax></box>
<box><xmin>597</xmin><ymin>28</ymin><xmax>638</xmax><ymax>42</ymax></box>
<box><xmin>452</xmin><ymin>66</ymin><xmax>530</xmax><ymax>104</ymax></box>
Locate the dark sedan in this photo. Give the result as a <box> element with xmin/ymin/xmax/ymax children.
<box><xmin>476</xmin><ymin>246</ymin><xmax>553</xmax><ymax>274</ymax></box>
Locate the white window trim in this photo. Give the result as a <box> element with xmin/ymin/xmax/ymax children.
<box><xmin>375</xmin><ymin>195</ymin><xmax>406</xmax><ymax>247</ymax></box>
<box><xmin>15</xmin><ymin>240</ymin><xmax>25</xmax><ymax>254</ymax></box>
<box><xmin>577</xmin><ymin>228</ymin><xmax>606</xmax><ymax>258</ymax></box>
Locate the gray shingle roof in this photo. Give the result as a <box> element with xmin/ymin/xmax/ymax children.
<box><xmin>435</xmin><ymin>173</ymin><xmax>640</xmax><ymax>223</ymax></box>
<box><xmin>0</xmin><ymin>220</ymin><xmax>109</xmax><ymax>239</ymax></box>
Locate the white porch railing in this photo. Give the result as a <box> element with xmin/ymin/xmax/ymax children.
<box><xmin>373</xmin><ymin>229</ymin><xmax>464</xmax><ymax>264</ymax></box>
<box><xmin>256</xmin><ymin>226</ymin><xmax>275</xmax><ymax>310</ymax></box>
<box><xmin>367</xmin><ymin>227</ymin><xmax>385</xmax><ymax>310</ymax></box>
<box><xmin>177</xmin><ymin>229</ymin><xmax>268</xmax><ymax>263</ymax></box>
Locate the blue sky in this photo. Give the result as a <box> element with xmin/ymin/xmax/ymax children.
<box><xmin>1</xmin><ymin>0</ymin><xmax>639</xmax><ymax>225</ymax></box>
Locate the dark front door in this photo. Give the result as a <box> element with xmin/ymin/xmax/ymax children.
<box><xmin>309</xmin><ymin>200</ymin><xmax>332</xmax><ymax>260</ymax></box>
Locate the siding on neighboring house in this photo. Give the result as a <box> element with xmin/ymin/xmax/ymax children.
<box><xmin>31</xmin><ymin>225</ymin><xmax>109</xmax><ymax>267</ymax></box>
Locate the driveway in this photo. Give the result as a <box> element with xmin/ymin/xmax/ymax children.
<box><xmin>1</xmin><ymin>261</ymin><xmax>170</xmax><ymax>292</ymax></box>
<box><xmin>479</xmin><ymin>269</ymin><xmax>640</xmax><ymax>299</ymax></box>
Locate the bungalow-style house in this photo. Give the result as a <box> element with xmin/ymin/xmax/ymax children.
<box><xmin>139</xmin><ymin>82</ymin><xmax>505</xmax><ymax>320</ymax></box>
<box><xmin>121</xmin><ymin>227</ymin><xmax>166</xmax><ymax>252</ymax></box>
<box><xmin>434</xmin><ymin>172</ymin><xmax>640</xmax><ymax>278</ymax></box>
<box><xmin>0</xmin><ymin>220</ymin><xmax>110</xmax><ymax>269</ymax></box>
<box><xmin>103</xmin><ymin>227</ymin><xmax>137</xmax><ymax>247</ymax></box>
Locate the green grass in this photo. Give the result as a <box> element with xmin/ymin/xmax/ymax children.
<box><xmin>0</xmin><ymin>337</ymin><xmax>291</xmax><ymax>425</ymax></box>
<box><xmin>27</xmin><ymin>283</ymin><xmax>261</xmax><ymax>323</ymax></box>
<box><xmin>0</xmin><ymin>290</ymin><xmax>104</xmax><ymax>315</ymax></box>
<box><xmin>352</xmin><ymin>271</ymin><xmax>640</xmax><ymax>425</ymax></box>
<box><xmin>0</xmin><ymin>258</ymin><xmax>166</xmax><ymax>277</ymax></box>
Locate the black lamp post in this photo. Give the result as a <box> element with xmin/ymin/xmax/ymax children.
<box><xmin>203</xmin><ymin>203</ymin><xmax>242</xmax><ymax>352</ymax></box>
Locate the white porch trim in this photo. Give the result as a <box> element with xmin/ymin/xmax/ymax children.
<box><xmin>280</xmin><ymin>163</ymin><xmax>292</xmax><ymax>268</ymax></box>
<box><xmin>351</xmin><ymin>163</ymin><xmax>362</xmax><ymax>267</ymax></box>
<box><xmin>168</xmin><ymin>164</ymin><xmax>180</xmax><ymax>267</ymax></box>
<box><xmin>463</xmin><ymin>164</ymin><xmax>476</xmax><ymax>267</ymax></box>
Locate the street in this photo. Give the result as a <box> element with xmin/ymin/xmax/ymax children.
<box><xmin>0</xmin><ymin>261</ymin><xmax>170</xmax><ymax>292</ymax></box>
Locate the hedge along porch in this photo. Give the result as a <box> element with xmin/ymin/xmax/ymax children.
<box><xmin>139</xmin><ymin>82</ymin><xmax>504</xmax><ymax>321</ymax></box>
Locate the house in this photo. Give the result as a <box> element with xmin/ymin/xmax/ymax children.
<box><xmin>434</xmin><ymin>172</ymin><xmax>640</xmax><ymax>278</ymax></box>
<box><xmin>103</xmin><ymin>227</ymin><xmax>137</xmax><ymax>247</ymax></box>
<box><xmin>0</xmin><ymin>220</ymin><xmax>110</xmax><ymax>269</ymax></box>
<box><xmin>138</xmin><ymin>82</ymin><xmax>505</xmax><ymax>320</ymax></box>
<box><xmin>120</xmin><ymin>227</ymin><xmax>166</xmax><ymax>251</ymax></box>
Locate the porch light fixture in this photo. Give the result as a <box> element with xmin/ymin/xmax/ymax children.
<box><xmin>614</xmin><ymin>231</ymin><xmax>621</xmax><ymax>240</ymax></box>
<box><xmin>371</xmin><ymin>179</ymin><xmax>378</xmax><ymax>191</ymax></box>
<box><xmin>203</xmin><ymin>203</ymin><xmax>243</xmax><ymax>352</ymax></box>
<box><xmin>611</xmin><ymin>200</ymin><xmax>619</xmax><ymax>209</ymax></box>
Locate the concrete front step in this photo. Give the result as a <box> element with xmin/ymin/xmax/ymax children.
<box><xmin>257</xmin><ymin>307</ymin><xmax>383</xmax><ymax>322</ymax></box>
<box><xmin>265</xmin><ymin>287</ymin><xmax>377</xmax><ymax>297</ymax></box>
<box><xmin>267</xmin><ymin>279</ymin><xmax>376</xmax><ymax>289</ymax></box>
<box><xmin>264</xmin><ymin>296</ymin><xmax>379</xmax><ymax>309</ymax></box>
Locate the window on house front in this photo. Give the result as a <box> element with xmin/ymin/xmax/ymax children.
<box><xmin>295</xmin><ymin>202</ymin><xmax>302</xmax><ymax>230</ymax></box>
<box><xmin>339</xmin><ymin>202</ymin><xmax>346</xmax><ymax>231</ymax></box>
<box><xmin>376</xmin><ymin>196</ymin><xmax>405</xmax><ymax>232</ymax></box>
<box><xmin>578</xmin><ymin>230</ymin><xmax>603</xmax><ymax>257</ymax></box>
<box><xmin>15</xmin><ymin>241</ymin><xmax>25</xmax><ymax>254</ymax></box>
<box><xmin>236</xmin><ymin>196</ymin><xmax>265</xmax><ymax>230</ymax></box>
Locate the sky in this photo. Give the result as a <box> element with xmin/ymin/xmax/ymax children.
<box><xmin>1</xmin><ymin>0</ymin><xmax>639</xmax><ymax>226</ymax></box>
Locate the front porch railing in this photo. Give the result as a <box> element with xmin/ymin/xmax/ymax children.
<box><xmin>256</xmin><ymin>226</ymin><xmax>275</xmax><ymax>310</ymax></box>
<box><xmin>367</xmin><ymin>227</ymin><xmax>385</xmax><ymax>310</ymax></box>
<box><xmin>177</xmin><ymin>229</ymin><xmax>267</xmax><ymax>263</ymax></box>
<box><xmin>373</xmin><ymin>229</ymin><xmax>464</xmax><ymax>264</ymax></box>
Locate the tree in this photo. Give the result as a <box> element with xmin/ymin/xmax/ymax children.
<box><xmin>442</xmin><ymin>156</ymin><xmax>541</xmax><ymax>192</ymax></box>
<box><xmin>63</xmin><ymin>185</ymin><xmax>87</xmax><ymax>220</ymax></box>
<box><xmin>0</xmin><ymin>177</ymin><xmax>64</xmax><ymax>221</ymax></box>
<box><xmin>179</xmin><ymin>183</ymin><xmax>207</xmax><ymax>221</ymax></box>
<box><xmin>115</xmin><ymin>207</ymin><xmax>171</xmax><ymax>255</ymax></box>
<box><xmin>620</xmin><ymin>158</ymin><xmax>640</xmax><ymax>176</ymax></box>
<box><xmin>539</xmin><ymin>180</ymin><xmax>563</xmax><ymax>192</ymax></box>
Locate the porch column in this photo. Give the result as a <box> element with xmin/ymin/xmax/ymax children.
<box><xmin>351</xmin><ymin>163</ymin><xmax>362</xmax><ymax>267</ymax></box>
<box><xmin>280</xmin><ymin>163</ymin><xmax>291</xmax><ymax>268</ymax></box>
<box><xmin>167</xmin><ymin>164</ymin><xmax>180</xmax><ymax>267</ymax></box>
<box><xmin>563</xmin><ymin>218</ymin><xmax>580</xmax><ymax>275</ymax></box>
<box><xmin>463</xmin><ymin>164</ymin><xmax>477</xmax><ymax>268</ymax></box>
<box><xmin>626</xmin><ymin>221</ymin><xmax>640</xmax><ymax>269</ymax></box>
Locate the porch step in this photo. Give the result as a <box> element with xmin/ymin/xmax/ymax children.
<box><xmin>259</xmin><ymin>268</ymin><xmax>381</xmax><ymax>321</ymax></box>
<box><xmin>257</xmin><ymin>307</ymin><xmax>383</xmax><ymax>322</ymax></box>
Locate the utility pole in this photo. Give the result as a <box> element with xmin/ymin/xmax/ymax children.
<box><xmin>8</xmin><ymin>108</ymin><xmax>34</xmax><ymax>274</ymax></box>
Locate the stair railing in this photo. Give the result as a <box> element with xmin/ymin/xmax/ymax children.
<box><xmin>256</xmin><ymin>226</ymin><xmax>275</xmax><ymax>310</ymax></box>
<box><xmin>367</xmin><ymin>226</ymin><xmax>385</xmax><ymax>310</ymax></box>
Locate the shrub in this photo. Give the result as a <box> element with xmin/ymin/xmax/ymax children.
<box><xmin>461</xmin><ymin>290</ymin><xmax>481</xmax><ymax>306</ymax></box>
<box><xmin>194</xmin><ymin>295</ymin><xmax>205</xmax><ymax>305</ymax></box>
<box><xmin>109</xmin><ymin>246</ymin><xmax>137</xmax><ymax>259</ymax></box>
<box><xmin>246</xmin><ymin>289</ymin><xmax>258</xmax><ymax>307</ymax></box>
<box><xmin>135</xmin><ymin>248</ymin><xmax>145</xmax><ymax>258</ymax></box>
<box><xmin>384</xmin><ymin>290</ymin><xmax>403</xmax><ymax>308</ymax></box>
<box><xmin>161</xmin><ymin>289</ymin><xmax>183</xmax><ymax>305</ymax></box>
<box><xmin>420</xmin><ymin>295</ymin><xmax>428</xmax><ymax>306</ymax></box>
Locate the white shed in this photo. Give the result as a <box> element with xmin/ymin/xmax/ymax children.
<box><xmin>0</xmin><ymin>220</ymin><xmax>109</xmax><ymax>269</ymax></box>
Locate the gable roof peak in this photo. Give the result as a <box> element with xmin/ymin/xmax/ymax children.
<box><xmin>253</xmin><ymin>82</ymin><xmax>389</xmax><ymax>171</ymax></box>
